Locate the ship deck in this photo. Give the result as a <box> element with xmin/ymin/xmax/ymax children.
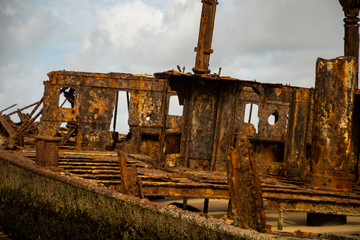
<box><xmin>10</xmin><ymin>148</ymin><xmax>360</xmax><ymax>225</ymax></box>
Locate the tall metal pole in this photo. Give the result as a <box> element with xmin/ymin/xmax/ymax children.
<box><xmin>339</xmin><ymin>0</ymin><xmax>360</xmax><ymax>88</ymax></box>
<box><xmin>192</xmin><ymin>0</ymin><xmax>218</xmax><ymax>75</ymax></box>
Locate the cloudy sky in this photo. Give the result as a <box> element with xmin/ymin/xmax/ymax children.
<box><xmin>0</xmin><ymin>0</ymin><xmax>347</xmax><ymax>132</ymax></box>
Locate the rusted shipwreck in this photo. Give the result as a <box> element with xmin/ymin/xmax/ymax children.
<box><xmin>1</xmin><ymin>0</ymin><xmax>360</xmax><ymax>238</ymax></box>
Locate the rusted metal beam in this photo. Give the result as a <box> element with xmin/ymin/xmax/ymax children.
<box><xmin>157</xmin><ymin>79</ymin><xmax>169</xmax><ymax>167</ymax></box>
<box><xmin>307</xmin><ymin>57</ymin><xmax>357</xmax><ymax>192</ymax></box>
<box><xmin>227</xmin><ymin>135</ymin><xmax>266</xmax><ymax>232</ymax></box>
<box><xmin>60</xmin><ymin>123</ymin><xmax>77</xmax><ymax>145</ymax></box>
<box><xmin>7</xmin><ymin>99</ymin><xmax>43</xmax><ymax>148</ymax></box>
<box><xmin>7</xmin><ymin>101</ymin><xmax>40</xmax><ymax>116</ymax></box>
<box><xmin>47</xmin><ymin>71</ymin><xmax>166</xmax><ymax>92</ymax></box>
<box><xmin>284</xmin><ymin>88</ymin><xmax>313</xmax><ymax>180</ymax></box>
<box><xmin>0</xmin><ymin>104</ymin><xmax>17</xmax><ymax>114</ymax></box>
<box><xmin>193</xmin><ymin>0</ymin><xmax>218</xmax><ymax>75</ymax></box>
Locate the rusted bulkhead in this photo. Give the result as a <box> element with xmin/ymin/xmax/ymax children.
<box><xmin>37</xmin><ymin>67</ymin><xmax>360</xmax><ymax>188</ymax></box>
<box><xmin>156</xmin><ymin>71</ymin><xmax>315</xmax><ymax>179</ymax></box>
<box><xmin>39</xmin><ymin>71</ymin><xmax>181</xmax><ymax>153</ymax></box>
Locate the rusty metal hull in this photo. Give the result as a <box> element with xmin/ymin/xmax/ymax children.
<box><xmin>0</xmin><ymin>150</ymin><xmax>273</xmax><ymax>240</ymax></box>
<box><xmin>6</xmin><ymin>149</ymin><xmax>360</xmax><ymax>230</ymax></box>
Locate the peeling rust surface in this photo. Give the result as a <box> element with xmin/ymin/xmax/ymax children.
<box><xmin>160</xmin><ymin>71</ymin><xmax>314</xmax><ymax>176</ymax></box>
<box><xmin>227</xmin><ymin>135</ymin><xmax>266</xmax><ymax>232</ymax></box>
<box><xmin>308</xmin><ymin>57</ymin><xmax>357</xmax><ymax>192</ymax></box>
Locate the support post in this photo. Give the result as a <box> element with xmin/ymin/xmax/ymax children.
<box><xmin>277</xmin><ymin>203</ymin><xmax>285</xmax><ymax>231</ymax></box>
<box><xmin>227</xmin><ymin>135</ymin><xmax>266</xmax><ymax>232</ymax></box>
<box><xmin>307</xmin><ymin>57</ymin><xmax>357</xmax><ymax>192</ymax></box>
<box><xmin>203</xmin><ymin>198</ymin><xmax>209</xmax><ymax>213</ymax></box>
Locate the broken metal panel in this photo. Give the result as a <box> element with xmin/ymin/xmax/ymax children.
<box><xmin>164</xmin><ymin>114</ymin><xmax>182</xmax><ymax>161</ymax></box>
<box><xmin>307</xmin><ymin>57</ymin><xmax>357</xmax><ymax>192</ymax></box>
<box><xmin>118</xmin><ymin>150</ymin><xmax>144</xmax><ymax>198</ymax></box>
<box><xmin>227</xmin><ymin>135</ymin><xmax>266</xmax><ymax>232</ymax></box>
<box><xmin>127</xmin><ymin>88</ymin><xmax>165</xmax><ymax>156</ymax></box>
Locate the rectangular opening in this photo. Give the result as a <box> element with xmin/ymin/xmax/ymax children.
<box><xmin>110</xmin><ymin>91</ymin><xmax>130</xmax><ymax>134</ymax></box>
<box><xmin>168</xmin><ymin>95</ymin><xmax>183</xmax><ymax>116</ymax></box>
<box><xmin>59</xmin><ymin>87</ymin><xmax>76</xmax><ymax>109</ymax></box>
<box><xmin>244</xmin><ymin>103</ymin><xmax>259</xmax><ymax>133</ymax></box>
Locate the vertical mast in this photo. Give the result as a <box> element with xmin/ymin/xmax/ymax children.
<box><xmin>192</xmin><ymin>0</ymin><xmax>218</xmax><ymax>75</ymax></box>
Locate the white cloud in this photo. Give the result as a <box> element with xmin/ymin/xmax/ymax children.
<box><xmin>67</xmin><ymin>0</ymin><xmax>201</xmax><ymax>74</ymax></box>
<box><xmin>96</xmin><ymin>1</ymin><xmax>165</xmax><ymax>48</ymax></box>
<box><xmin>0</xmin><ymin>0</ymin><xmax>351</xmax><ymax>113</ymax></box>
<box><xmin>211</xmin><ymin>0</ymin><xmax>344</xmax><ymax>86</ymax></box>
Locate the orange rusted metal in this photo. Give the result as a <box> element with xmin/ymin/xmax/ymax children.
<box><xmin>35</xmin><ymin>136</ymin><xmax>62</xmax><ymax>168</ymax></box>
<box><xmin>39</xmin><ymin>71</ymin><xmax>181</xmax><ymax>157</ymax></box>
<box><xmin>193</xmin><ymin>0</ymin><xmax>218</xmax><ymax>75</ymax></box>
<box><xmin>227</xmin><ymin>135</ymin><xmax>266</xmax><ymax>232</ymax></box>
<box><xmin>307</xmin><ymin>57</ymin><xmax>357</xmax><ymax>192</ymax></box>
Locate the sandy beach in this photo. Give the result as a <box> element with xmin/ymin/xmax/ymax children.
<box><xmin>152</xmin><ymin>198</ymin><xmax>360</xmax><ymax>235</ymax></box>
